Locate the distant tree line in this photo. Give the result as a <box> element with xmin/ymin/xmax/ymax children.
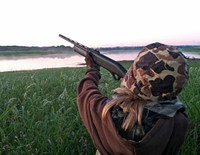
<box><xmin>98</xmin><ymin>46</ymin><xmax>142</xmax><ymax>51</ymax></box>
<box><xmin>0</xmin><ymin>45</ymin><xmax>73</xmax><ymax>52</ymax></box>
<box><xmin>0</xmin><ymin>45</ymin><xmax>143</xmax><ymax>52</ymax></box>
<box><xmin>0</xmin><ymin>45</ymin><xmax>199</xmax><ymax>53</ymax></box>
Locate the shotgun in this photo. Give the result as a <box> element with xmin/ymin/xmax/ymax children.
<box><xmin>59</xmin><ymin>34</ymin><xmax>127</xmax><ymax>80</ymax></box>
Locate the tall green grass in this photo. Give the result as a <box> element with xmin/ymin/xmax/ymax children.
<box><xmin>0</xmin><ymin>68</ymin><xmax>91</xmax><ymax>154</ymax></box>
<box><xmin>0</xmin><ymin>60</ymin><xmax>199</xmax><ymax>154</ymax></box>
<box><xmin>178</xmin><ymin>60</ymin><xmax>200</xmax><ymax>155</ymax></box>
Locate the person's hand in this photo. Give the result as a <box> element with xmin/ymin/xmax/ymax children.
<box><xmin>85</xmin><ymin>52</ymin><xmax>100</xmax><ymax>71</ymax></box>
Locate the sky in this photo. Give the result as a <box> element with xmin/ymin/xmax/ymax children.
<box><xmin>0</xmin><ymin>0</ymin><xmax>200</xmax><ymax>47</ymax></box>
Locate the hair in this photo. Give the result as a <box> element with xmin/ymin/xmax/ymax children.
<box><xmin>102</xmin><ymin>87</ymin><xmax>146</xmax><ymax>131</ymax></box>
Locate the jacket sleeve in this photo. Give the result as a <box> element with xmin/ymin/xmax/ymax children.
<box><xmin>77</xmin><ymin>69</ymin><xmax>109</xmax><ymax>145</ymax></box>
<box><xmin>77</xmin><ymin>69</ymin><xmax>137</xmax><ymax>155</ymax></box>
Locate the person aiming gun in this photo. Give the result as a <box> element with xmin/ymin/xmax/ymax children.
<box><xmin>60</xmin><ymin>35</ymin><xmax>189</xmax><ymax>155</ymax></box>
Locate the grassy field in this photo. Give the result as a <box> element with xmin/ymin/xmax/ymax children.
<box><xmin>0</xmin><ymin>60</ymin><xmax>199</xmax><ymax>154</ymax></box>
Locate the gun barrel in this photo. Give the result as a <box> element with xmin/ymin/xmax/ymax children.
<box><xmin>59</xmin><ymin>34</ymin><xmax>90</xmax><ymax>50</ymax></box>
<box><xmin>59</xmin><ymin>34</ymin><xmax>76</xmax><ymax>45</ymax></box>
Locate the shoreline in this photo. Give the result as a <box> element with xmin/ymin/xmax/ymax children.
<box><xmin>0</xmin><ymin>59</ymin><xmax>199</xmax><ymax>74</ymax></box>
<box><xmin>0</xmin><ymin>53</ymin><xmax>199</xmax><ymax>73</ymax></box>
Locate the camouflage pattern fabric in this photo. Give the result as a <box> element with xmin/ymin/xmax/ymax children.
<box><xmin>121</xmin><ymin>42</ymin><xmax>189</xmax><ymax>101</ymax></box>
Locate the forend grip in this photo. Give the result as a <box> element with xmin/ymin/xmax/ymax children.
<box><xmin>59</xmin><ymin>34</ymin><xmax>127</xmax><ymax>80</ymax></box>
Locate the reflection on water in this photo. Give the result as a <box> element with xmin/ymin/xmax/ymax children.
<box><xmin>0</xmin><ymin>55</ymin><xmax>85</xmax><ymax>72</ymax></box>
<box><xmin>0</xmin><ymin>51</ymin><xmax>199</xmax><ymax>72</ymax></box>
<box><xmin>183</xmin><ymin>52</ymin><xmax>200</xmax><ymax>59</ymax></box>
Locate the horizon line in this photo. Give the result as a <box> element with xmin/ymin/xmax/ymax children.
<box><xmin>0</xmin><ymin>44</ymin><xmax>200</xmax><ymax>48</ymax></box>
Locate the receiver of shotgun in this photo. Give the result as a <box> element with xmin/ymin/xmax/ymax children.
<box><xmin>59</xmin><ymin>34</ymin><xmax>127</xmax><ymax>80</ymax></box>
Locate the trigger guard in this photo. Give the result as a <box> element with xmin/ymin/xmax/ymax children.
<box><xmin>111</xmin><ymin>73</ymin><xmax>121</xmax><ymax>80</ymax></box>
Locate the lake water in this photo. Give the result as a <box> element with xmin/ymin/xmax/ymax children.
<box><xmin>0</xmin><ymin>51</ymin><xmax>199</xmax><ymax>72</ymax></box>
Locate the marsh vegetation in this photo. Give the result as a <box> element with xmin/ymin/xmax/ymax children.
<box><xmin>0</xmin><ymin>60</ymin><xmax>199</xmax><ymax>154</ymax></box>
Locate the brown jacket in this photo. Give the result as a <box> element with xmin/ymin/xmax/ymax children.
<box><xmin>77</xmin><ymin>69</ymin><xmax>188</xmax><ymax>155</ymax></box>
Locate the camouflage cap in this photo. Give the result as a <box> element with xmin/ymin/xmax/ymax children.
<box><xmin>121</xmin><ymin>42</ymin><xmax>189</xmax><ymax>101</ymax></box>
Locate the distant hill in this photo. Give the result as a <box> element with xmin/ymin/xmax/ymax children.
<box><xmin>0</xmin><ymin>45</ymin><xmax>73</xmax><ymax>56</ymax></box>
<box><xmin>0</xmin><ymin>45</ymin><xmax>72</xmax><ymax>52</ymax></box>
<box><xmin>0</xmin><ymin>45</ymin><xmax>199</xmax><ymax>56</ymax></box>
<box><xmin>97</xmin><ymin>46</ymin><xmax>143</xmax><ymax>51</ymax></box>
<box><xmin>0</xmin><ymin>45</ymin><xmax>143</xmax><ymax>51</ymax></box>
<box><xmin>1</xmin><ymin>45</ymin><xmax>200</xmax><ymax>51</ymax></box>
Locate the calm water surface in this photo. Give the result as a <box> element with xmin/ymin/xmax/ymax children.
<box><xmin>0</xmin><ymin>51</ymin><xmax>199</xmax><ymax>72</ymax></box>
